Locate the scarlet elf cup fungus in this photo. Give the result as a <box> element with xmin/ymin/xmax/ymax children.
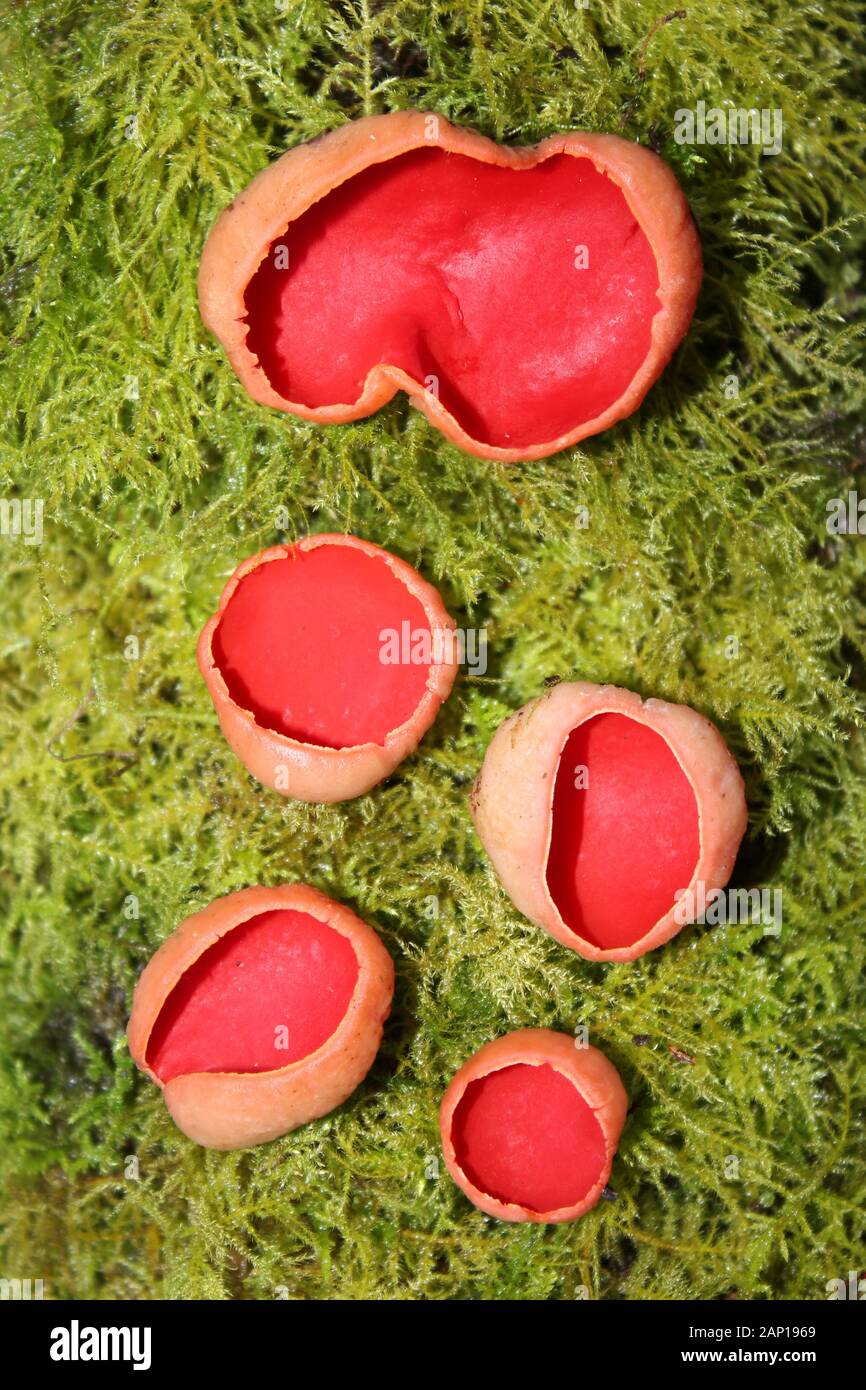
<box><xmin>440</xmin><ymin>1030</ymin><xmax>627</xmax><ymax>1223</ymax></box>
<box><xmin>197</xmin><ymin>533</ymin><xmax>459</xmax><ymax>803</ymax></box>
<box><xmin>198</xmin><ymin>110</ymin><xmax>702</xmax><ymax>462</ymax></box>
<box><xmin>127</xmin><ymin>884</ymin><xmax>394</xmax><ymax>1150</ymax></box>
<box><xmin>470</xmin><ymin>682</ymin><xmax>748</xmax><ymax>962</ymax></box>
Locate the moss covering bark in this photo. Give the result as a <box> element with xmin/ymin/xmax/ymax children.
<box><xmin>0</xmin><ymin>0</ymin><xmax>864</xmax><ymax>1299</ymax></box>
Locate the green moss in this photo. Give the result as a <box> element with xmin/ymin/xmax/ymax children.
<box><xmin>1</xmin><ymin>0</ymin><xmax>865</xmax><ymax>1299</ymax></box>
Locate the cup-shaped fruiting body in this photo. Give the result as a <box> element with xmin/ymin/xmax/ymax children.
<box><xmin>470</xmin><ymin>682</ymin><xmax>747</xmax><ymax>963</ymax></box>
<box><xmin>197</xmin><ymin>533</ymin><xmax>459</xmax><ymax>803</ymax></box>
<box><xmin>440</xmin><ymin>1029</ymin><xmax>627</xmax><ymax>1223</ymax></box>
<box><xmin>127</xmin><ymin>884</ymin><xmax>394</xmax><ymax>1150</ymax></box>
<box><xmin>199</xmin><ymin>110</ymin><xmax>702</xmax><ymax>463</ymax></box>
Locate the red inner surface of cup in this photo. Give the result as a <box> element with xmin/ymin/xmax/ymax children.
<box><xmin>244</xmin><ymin>148</ymin><xmax>660</xmax><ymax>449</ymax></box>
<box><xmin>147</xmin><ymin>909</ymin><xmax>359</xmax><ymax>1082</ymax></box>
<box><xmin>546</xmin><ymin>712</ymin><xmax>700</xmax><ymax>950</ymax></box>
<box><xmin>212</xmin><ymin>544</ymin><xmax>434</xmax><ymax>749</ymax></box>
<box><xmin>451</xmin><ymin>1061</ymin><xmax>608</xmax><ymax>1212</ymax></box>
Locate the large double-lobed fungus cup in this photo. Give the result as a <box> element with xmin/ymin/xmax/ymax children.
<box><xmin>471</xmin><ymin>682</ymin><xmax>748</xmax><ymax>962</ymax></box>
<box><xmin>440</xmin><ymin>1029</ymin><xmax>627</xmax><ymax>1223</ymax></box>
<box><xmin>199</xmin><ymin>110</ymin><xmax>702</xmax><ymax>462</ymax></box>
<box><xmin>198</xmin><ymin>533</ymin><xmax>458</xmax><ymax>803</ymax></box>
<box><xmin>127</xmin><ymin>884</ymin><xmax>394</xmax><ymax>1150</ymax></box>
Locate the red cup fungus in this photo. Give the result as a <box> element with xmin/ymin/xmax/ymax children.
<box><xmin>199</xmin><ymin>110</ymin><xmax>702</xmax><ymax>462</ymax></box>
<box><xmin>440</xmin><ymin>1029</ymin><xmax>627</xmax><ymax>1223</ymax></box>
<box><xmin>470</xmin><ymin>681</ymin><xmax>748</xmax><ymax>962</ymax></box>
<box><xmin>127</xmin><ymin>883</ymin><xmax>394</xmax><ymax>1150</ymax></box>
<box><xmin>197</xmin><ymin>533</ymin><xmax>459</xmax><ymax>803</ymax></box>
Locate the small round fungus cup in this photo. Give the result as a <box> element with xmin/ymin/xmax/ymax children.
<box><xmin>197</xmin><ymin>533</ymin><xmax>459</xmax><ymax>803</ymax></box>
<box><xmin>127</xmin><ymin>884</ymin><xmax>394</xmax><ymax>1150</ymax></box>
<box><xmin>470</xmin><ymin>682</ymin><xmax>748</xmax><ymax>963</ymax></box>
<box><xmin>440</xmin><ymin>1029</ymin><xmax>627</xmax><ymax>1223</ymax></box>
<box><xmin>199</xmin><ymin>110</ymin><xmax>702</xmax><ymax>462</ymax></box>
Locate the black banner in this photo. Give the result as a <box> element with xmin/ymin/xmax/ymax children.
<box><xmin>7</xmin><ymin>1293</ymin><xmax>862</xmax><ymax>1374</ymax></box>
